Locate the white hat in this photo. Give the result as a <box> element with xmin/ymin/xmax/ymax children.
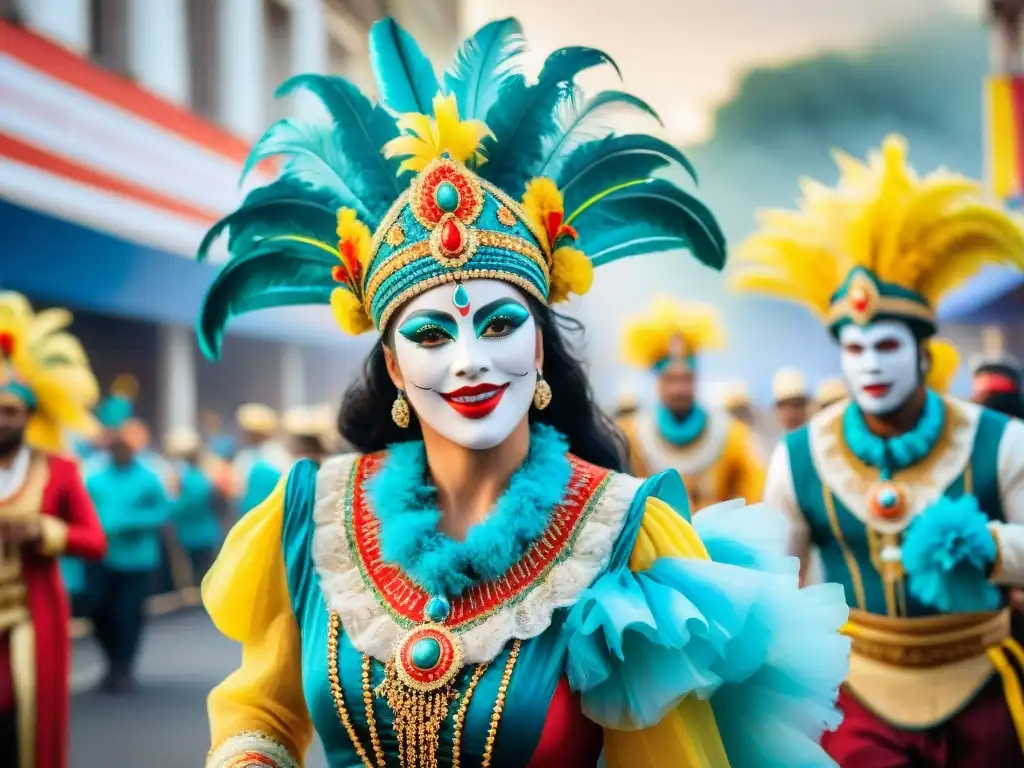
<box><xmin>165</xmin><ymin>425</ymin><xmax>201</xmax><ymax>456</ymax></box>
<box><xmin>236</xmin><ymin>403</ymin><xmax>278</xmax><ymax>435</ymax></box>
<box><xmin>719</xmin><ymin>380</ymin><xmax>751</xmax><ymax>410</ymax></box>
<box><xmin>815</xmin><ymin>377</ymin><xmax>847</xmax><ymax>405</ymax></box>
<box><xmin>772</xmin><ymin>367</ymin><xmax>808</xmax><ymax>403</ymax></box>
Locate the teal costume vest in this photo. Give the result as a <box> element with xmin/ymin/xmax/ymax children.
<box><xmin>786</xmin><ymin>407</ymin><xmax>1009</xmax><ymax>617</ymax></box>
<box><xmin>277</xmin><ymin>459</ymin><xmax>684</xmax><ymax>768</ymax></box>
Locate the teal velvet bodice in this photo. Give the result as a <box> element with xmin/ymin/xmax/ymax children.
<box><xmin>787</xmin><ymin>406</ymin><xmax>1008</xmax><ymax>616</ymax></box>
<box><xmin>276</xmin><ymin>460</ymin><xmax>665</xmax><ymax>768</ymax></box>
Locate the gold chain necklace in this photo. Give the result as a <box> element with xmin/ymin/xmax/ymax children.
<box><xmin>328</xmin><ymin>610</ymin><xmax>521</xmax><ymax>767</ymax></box>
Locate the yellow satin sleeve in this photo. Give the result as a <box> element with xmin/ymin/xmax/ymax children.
<box><xmin>602</xmin><ymin>497</ymin><xmax>732</xmax><ymax>768</ymax></box>
<box><xmin>203</xmin><ymin>479</ymin><xmax>314</xmax><ymax>764</ymax></box>
<box><xmin>722</xmin><ymin>420</ymin><xmax>765</xmax><ymax>503</ymax></box>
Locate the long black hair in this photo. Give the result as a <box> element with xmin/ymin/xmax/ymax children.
<box><xmin>338</xmin><ymin>298</ymin><xmax>627</xmax><ymax>471</ymax></box>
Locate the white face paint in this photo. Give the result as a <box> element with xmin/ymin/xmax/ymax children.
<box><xmin>390</xmin><ymin>279</ymin><xmax>539</xmax><ymax>450</ymax></box>
<box><xmin>838</xmin><ymin>320</ymin><xmax>921</xmax><ymax>414</ymax></box>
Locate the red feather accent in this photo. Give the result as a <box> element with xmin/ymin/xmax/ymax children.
<box><xmin>0</xmin><ymin>332</ymin><xmax>14</xmax><ymax>358</ymax></box>
<box><xmin>558</xmin><ymin>224</ymin><xmax>579</xmax><ymax>243</ymax></box>
<box><xmin>339</xmin><ymin>240</ymin><xmax>363</xmax><ymax>286</ymax></box>
<box><xmin>545</xmin><ymin>211</ymin><xmax>564</xmax><ymax>245</ymax></box>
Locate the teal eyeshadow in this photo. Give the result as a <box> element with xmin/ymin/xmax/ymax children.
<box><xmin>397</xmin><ymin>311</ymin><xmax>459</xmax><ymax>342</ymax></box>
<box><xmin>473</xmin><ymin>298</ymin><xmax>531</xmax><ymax>337</ymax></box>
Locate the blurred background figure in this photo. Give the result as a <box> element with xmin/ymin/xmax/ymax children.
<box><xmin>814</xmin><ymin>378</ymin><xmax>848</xmax><ymax>411</ymax></box>
<box><xmin>619</xmin><ymin>299</ymin><xmax>764</xmax><ymax>509</ymax></box>
<box><xmin>972</xmin><ymin>353</ymin><xmax>1024</xmax><ymax>418</ymax></box>
<box><xmin>0</xmin><ymin>292</ymin><xmax>106</xmax><ymax>768</ymax></box>
<box><xmin>772</xmin><ymin>367</ymin><xmax>811</xmax><ymax>432</ymax></box>
<box><xmin>612</xmin><ymin>385</ymin><xmax>640</xmax><ymax>422</ymax></box>
<box><xmin>231</xmin><ymin>403</ymin><xmax>290</xmax><ymax>518</ymax></box>
<box><xmin>721</xmin><ymin>380</ymin><xmax>755</xmax><ymax>426</ymax></box>
<box><xmin>85</xmin><ymin>424</ymin><xmax>168</xmax><ymax>694</ymax></box>
<box><xmin>164</xmin><ymin>426</ymin><xmax>219</xmax><ymax>598</ymax></box>
<box><xmin>282</xmin><ymin>406</ymin><xmax>331</xmax><ymax>466</ymax></box>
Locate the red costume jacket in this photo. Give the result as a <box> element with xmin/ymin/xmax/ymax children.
<box><xmin>0</xmin><ymin>452</ymin><xmax>106</xmax><ymax>768</ymax></box>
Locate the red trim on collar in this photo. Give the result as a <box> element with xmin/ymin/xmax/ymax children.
<box><xmin>349</xmin><ymin>452</ymin><xmax>610</xmax><ymax>630</ymax></box>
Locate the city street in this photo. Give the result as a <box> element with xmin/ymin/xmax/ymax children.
<box><xmin>69</xmin><ymin>609</ymin><xmax>328</xmax><ymax>768</ymax></box>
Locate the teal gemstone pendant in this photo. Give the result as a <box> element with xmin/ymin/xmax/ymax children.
<box><xmin>410</xmin><ymin>636</ymin><xmax>442</xmax><ymax>670</ymax></box>
<box><xmin>425</xmin><ymin>595</ymin><xmax>451</xmax><ymax>623</ymax></box>
<box><xmin>435</xmin><ymin>181</ymin><xmax>460</xmax><ymax>212</ymax></box>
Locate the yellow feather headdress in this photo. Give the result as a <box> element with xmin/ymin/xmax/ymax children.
<box><xmin>729</xmin><ymin>135</ymin><xmax>1024</xmax><ymax>338</ymax></box>
<box><xmin>621</xmin><ymin>298</ymin><xmax>725</xmax><ymax>370</ymax></box>
<box><xmin>926</xmin><ymin>338</ymin><xmax>961</xmax><ymax>395</ymax></box>
<box><xmin>0</xmin><ymin>292</ymin><xmax>100</xmax><ymax>452</ymax></box>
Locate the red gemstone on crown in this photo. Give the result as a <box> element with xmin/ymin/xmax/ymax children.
<box><xmin>441</xmin><ymin>219</ymin><xmax>463</xmax><ymax>253</ymax></box>
<box><xmin>0</xmin><ymin>332</ymin><xmax>13</xmax><ymax>358</ymax></box>
<box><xmin>850</xmin><ymin>288</ymin><xmax>868</xmax><ymax>312</ymax></box>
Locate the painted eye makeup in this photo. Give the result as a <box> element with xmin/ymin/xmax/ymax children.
<box><xmin>397</xmin><ymin>312</ymin><xmax>458</xmax><ymax>348</ymax></box>
<box><xmin>473</xmin><ymin>299</ymin><xmax>531</xmax><ymax>339</ymax></box>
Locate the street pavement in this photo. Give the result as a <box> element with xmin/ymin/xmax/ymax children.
<box><xmin>70</xmin><ymin>608</ymin><xmax>329</xmax><ymax>768</ymax></box>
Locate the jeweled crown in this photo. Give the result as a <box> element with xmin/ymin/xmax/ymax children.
<box><xmin>196</xmin><ymin>17</ymin><xmax>726</xmax><ymax>355</ymax></box>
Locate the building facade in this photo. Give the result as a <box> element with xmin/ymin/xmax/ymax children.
<box><xmin>0</xmin><ymin>0</ymin><xmax>459</xmax><ymax>436</ymax></box>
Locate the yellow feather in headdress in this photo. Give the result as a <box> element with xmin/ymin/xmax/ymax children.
<box><xmin>0</xmin><ymin>291</ymin><xmax>100</xmax><ymax>452</ymax></box>
<box><xmin>383</xmin><ymin>94</ymin><xmax>494</xmax><ymax>174</ymax></box>
<box><xmin>926</xmin><ymin>338</ymin><xmax>961</xmax><ymax>394</ymax></box>
<box><xmin>729</xmin><ymin>135</ymin><xmax>1024</xmax><ymax>315</ymax></box>
<box><xmin>621</xmin><ymin>298</ymin><xmax>725</xmax><ymax>369</ymax></box>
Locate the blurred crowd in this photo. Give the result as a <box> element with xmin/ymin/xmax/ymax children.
<box><xmin>66</xmin><ymin>383</ymin><xmax>344</xmax><ymax>694</ymax></box>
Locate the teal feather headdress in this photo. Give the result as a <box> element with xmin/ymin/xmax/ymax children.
<box><xmin>197</xmin><ymin>17</ymin><xmax>726</xmax><ymax>358</ymax></box>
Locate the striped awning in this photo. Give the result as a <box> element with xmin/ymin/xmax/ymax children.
<box><xmin>987</xmin><ymin>74</ymin><xmax>1024</xmax><ymax>208</ymax></box>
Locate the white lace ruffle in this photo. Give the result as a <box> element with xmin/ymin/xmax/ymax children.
<box><xmin>311</xmin><ymin>453</ymin><xmax>641</xmax><ymax>665</ymax></box>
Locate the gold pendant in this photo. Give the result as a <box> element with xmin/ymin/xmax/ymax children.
<box><xmin>377</xmin><ymin>622</ymin><xmax>465</xmax><ymax>767</ymax></box>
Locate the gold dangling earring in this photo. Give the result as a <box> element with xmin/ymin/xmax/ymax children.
<box><xmin>533</xmin><ymin>370</ymin><xmax>552</xmax><ymax>411</ymax></box>
<box><xmin>391</xmin><ymin>390</ymin><xmax>410</xmax><ymax>428</ymax></box>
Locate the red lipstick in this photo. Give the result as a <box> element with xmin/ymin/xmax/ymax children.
<box><xmin>440</xmin><ymin>383</ymin><xmax>509</xmax><ymax>419</ymax></box>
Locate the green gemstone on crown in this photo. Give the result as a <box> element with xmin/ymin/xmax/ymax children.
<box><xmin>435</xmin><ymin>181</ymin><xmax>460</xmax><ymax>212</ymax></box>
<box><xmin>452</xmin><ymin>283</ymin><xmax>470</xmax><ymax>310</ymax></box>
<box><xmin>410</xmin><ymin>636</ymin><xmax>441</xmax><ymax>670</ymax></box>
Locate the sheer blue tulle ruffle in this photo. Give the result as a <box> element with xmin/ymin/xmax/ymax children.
<box><xmin>563</xmin><ymin>500</ymin><xmax>849</xmax><ymax>767</ymax></box>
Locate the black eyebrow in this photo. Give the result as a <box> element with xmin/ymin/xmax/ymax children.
<box><xmin>471</xmin><ymin>297</ymin><xmax>524</xmax><ymax>326</ymax></box>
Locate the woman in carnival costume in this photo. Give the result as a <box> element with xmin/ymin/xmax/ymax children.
<box><xmin>618</xmin><ymin>300</ymin><xmax>765</xmax><ymax>510</ymax></box>
<box><xmin>730</xmin><ymin>135</ymin><xmax>1024</xmax><ymax>765</ymax></box>
<box><xmin>199</xmin><ymin>18</ymin><xmax>848</xmax><ymax>768</ymax></box>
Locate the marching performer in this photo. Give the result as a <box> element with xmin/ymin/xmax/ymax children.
<box><xmin>815</xmin><ymin>378</ymin><xmax>848</xmax><ymax>411</ymax></box>
<box><xmin>730</xmin><ymin>135</ymin><xmax>1024</xmax><ymax>765</ymax></box>
<box><xmin>972</xmin><ymin>353</ymin><xmax>1024</xmax><ymax>420</ymax></box>
<box><xmin>619</xmin><ymin>299</ymin><xmax>765</xmax><ymax>510</ymax></box>
<box><xmin>197</xmin><ymin>17</ymin><xmax>848</xmax><ymax>768</ymax></box>
<box><xmin>282</xmin><ymin>406</ymin><xmax>332</xmax><ymax>466</ymax></box>
<box><xmin>771</xmin><ymin>367</ymin><xmax>811</xmax><ymax>433</ymax></box>
<box><xmin>720</xmin><ymin>380</ymin><xmax>755</xmax><ymax>427</ymax></box>
<box><xmin>232</xmin><ymin>403</ymin><xmax>290</xmax><ymax>516</ymax></box>
<box><xmin>0</xmin><ymin>292</ymin><xmax>106</xmax><ymax>768</ymax></box>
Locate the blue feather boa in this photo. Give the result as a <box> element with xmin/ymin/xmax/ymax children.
<box><xmin>366</xmin><ymin>424</ymin><xmax>572</xmax><ymax>598</ymax></box>
<box><xmin>843</xmin><ymin>389</ymin><xmax>945</xmax><ymax>476</ymax></box>
<box><xmin>656</xmin><ymin>404</ymin><xmax>707</xmax><ymax>448</ymax></box>
<box><xmin>902</xmin><ymin>494</ymin><xmax>1001</xmax><ymax>613</ymax></box>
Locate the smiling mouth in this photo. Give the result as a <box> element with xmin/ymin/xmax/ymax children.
<box><xmin>862</xmin><ymin>383</ymin><xmax>893</xmax><ymax>398</ymax></box>
<box><xmin>441</xmin><ymin>383</ymin><xmax>509</xmax><ymax>419</ymax></box>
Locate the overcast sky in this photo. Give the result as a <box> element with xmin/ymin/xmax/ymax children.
<box><xmin>461</xmin><ymin>0</ymin><xmax>986</xmax><ymax>143</ymax></box>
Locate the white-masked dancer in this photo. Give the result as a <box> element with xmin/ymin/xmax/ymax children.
<box><xmin>731</xmin><ymin>135</ymin><xmax>1024</xmax><ymax>766</ymax></box>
